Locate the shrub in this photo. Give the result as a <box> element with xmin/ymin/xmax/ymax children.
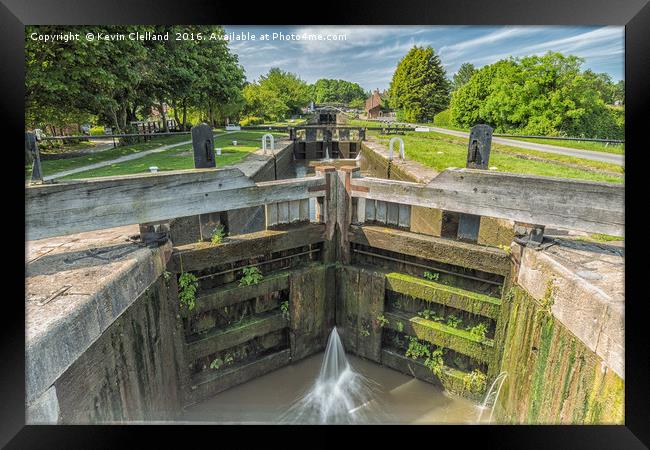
<box><xmin>239</xmin><ymin>116</ymin><xmax>264</xmax><ymax>126</ymax></box>
<box><xmin>433</xmin><ymin>109</ymin><xmax>451</xmax><ymax>127</ymax></box>
<box><xmin>90</xmin><ymin>126</ymin><xmax>106</xmax><ymax>136</ymax></box>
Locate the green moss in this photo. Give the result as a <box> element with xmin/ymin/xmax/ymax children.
<box><xmin>386</xmin><ymin>311</ymin><xmax>494</xmax><ymax>364</ymax></box>
<box><xmin>386</xmin><ymin>272</ymin><xmax>501</xmax><ymax>319</ymax></box>
<box><xmin>496</xmin><ymin>285</ymin><xmax>624</xmax><ymax>425</ymax></box>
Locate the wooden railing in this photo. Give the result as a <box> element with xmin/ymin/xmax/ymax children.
<box><xmin>350</xmin><ymin>169</ymin><xmax>624</xmax><ymax>237</ymax></box>
<box><xmin>26</xmin><ymin>167</ymin><xmax>326</xmax><ymax>241</ymax></box>
<box><xmin>26</xmin><ymin>149</ymin><xmax>623</xmax><ymax>245</ymax></box>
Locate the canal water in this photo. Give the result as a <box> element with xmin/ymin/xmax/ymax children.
<box><xmin>180</xmin><ymin>351</ymin><xmax>488</xmax><ymax>424</ymax></box>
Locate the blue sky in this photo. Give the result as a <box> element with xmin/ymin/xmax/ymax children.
<box><xmin>223</xmin><ymin>26</ymin><xmax>624</xmax><ymax>91</ymax></box>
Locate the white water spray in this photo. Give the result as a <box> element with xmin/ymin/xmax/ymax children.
<box><xmin>323</xmin><ymin>145</ymin><xmax>331</xmax><ymax>161</ymax></box>
<box><xmin>476</xmin><ymin>371</ymin><xmax>508</xmax><ymax>423</ymax></box>
<box><xmin>281</xmin><ymin>327</ymin><xmax>377</xmax><ymax>424</ymax></box>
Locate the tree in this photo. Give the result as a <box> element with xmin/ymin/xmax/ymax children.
<box><xmin>388</xmin><ymin>46</ymin><xmax>450</xmax><ymax>123</ymax></box>
<box><xmin>311</xmin><ymin>79</ymin><xmax>366</xmax><ymax>105</ymax></box>
<box><xmin>452</xmin><ymin>63</ymin><xmax>476</xmax><ymax>92</ymax></box>
<box><xmin>449</xmin><ymin>52</ymin><xmax>623</xmax><ymax>139</ymax></box>
<box><xmin>26</xmin><ymin>25</ymin><xmax>148</xmax><ymax>133</ymax></box>
<box><xmin>25</xmin><ymin>25</ymin><xmax>246</xmax><ymax>135</ymax></box>
<box><xmin>243</xmin><ymin>68</ymin><xmax>310</xmax><ymax>120</ymax></box>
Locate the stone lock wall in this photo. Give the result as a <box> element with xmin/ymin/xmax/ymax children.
<box><xmin>494</xmin><ymin>286</ymin><xmax>624</xmax><ymax>424</ymax></box>
<box><xmin>54</xmin><ymin>277</ymin><xmax>184</xmax><ymax>423</ymax></box>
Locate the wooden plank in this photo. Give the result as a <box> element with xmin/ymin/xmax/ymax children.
<box><xmin>184</xmin><ymin>271</ymin><xmax>290</xmax><ymax>318</ymax></box>
<box><xmin>386</xmin><ymin>202</ymin><xmax>399</xmax><ymax>226</ymax></box>
<box><xmin>338</xmin><ymin>266</ymin><xmax>360</xmax><ymax>354</ymax></box>
<box><xmin>186</xmin><ymin>311</ymin><xmax>287</xmax><ymax>361</ymax></box>
<box><xmin>351</xmin><ymin>170</ymin><xmax>624</xmax><ymax>236</ymax></box>
<box><xmin>410</xmin><ymin>206</ymin><xmax>442</xmax><ymax>237</ymax></box>
<box><xmin>265</xmin><ymin>203</ymin><xmax>278</xmax><ymax>228</ymax></box>
<box><xmin>398</xmin><ymin>204</ymin><xmax>411</xmax><ymax>229</ymax></box>
<box><xmin>289</xmin><ymin>265</ymin><xmax>328</xmax><ymax>361</ymax></box>
<box><xmin>349</xmin><ymin>225</ymin><xmax>511</xmax><ymax>276</ymax></box>
<box><xmin>356</xmin><ymin>198</ymin><xmax>366</xmax><ymax>224</ymax></box>
<box><xmin>384</xmin><ymin>272</ymin><xmax>501</xmax><ymax>319</ymax></box>
<box><xmin>27</xmin><ymin>171</ymin><xmax>325</xmax><ymax>241</ymax></box>
<box><xmin>289</xmin><ymin>200</ymin><xmax>300</xmax><ymax>222</ymax></box>
<box><xmin>187</xmin><ymin>349</ymin><xmax>291</xmax><ymax>405</ymax></box>
<box><xmin>375</xmin><ymin>201</ymin><xmax>387</xmax><ymax>224</ymax></box>
<box><xmin>384</xmin><ymin>311</ymin><xmax>494</xmax><ymax>364</ymax></box>
<box><xmin>170</xmin><ymin>223</ymin><xmax>325</xmax><ymax>272</ymax></box>
<box><xmin>299</xmin><ymin>198</ymin><xmax>310</xmax><ymax>222</ymax></box>
<box><xmin>336</xmin><ymin>169</ymin><xmax>351</xmax><ymax>264</ymax></box>
<box><xmin>278</xmin><ymin>201</ymin><xmax>289</xmax><ymax>224</ymax></box>
<box><xmin>365</xmin><ymin>199</ymin><xmax>376</xmax><ymax>222</ymax></box>
<box><xmin>380</xmin><ymin>349</ymin><xmax>475</xmax><ymax>398</ymax></box>
<box><xmin>355</xmin><ymin>268</ymin><xmax>385</xmax><ymax>363</ymax></box>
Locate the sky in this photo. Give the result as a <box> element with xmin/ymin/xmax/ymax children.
<box><xmin>223</xmin><ymin>25</ymin><xmax>624</xmax><ymax>91</ymax></box>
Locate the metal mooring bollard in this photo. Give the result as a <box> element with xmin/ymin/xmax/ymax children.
<box><xmin>458</xmin><ymin>124</ymin><xmax>494</xmax><ymax>242</ymax></box>
<box><xmin>466</xmin><ymin>124</ymin><xmax>493</xmax><ymax>169</ymax></box>
<box><xmin>25</xmin><ymin>132</ymin><xmax>43</xmax><ymax>183</ymax></box>
<box><xmin>388</xmin><ymin>137</ymin><xmax>405</xmax><ymax>160</ymax></box>
<box><xmin>191</xmin><ymin>123</ymin><xmax>216</xmax><ymax>168</ymax></box>
<box><xmin>262</xmin><ymin>133</ymin><xmax>275</xmax><ymax>155</ymax></box>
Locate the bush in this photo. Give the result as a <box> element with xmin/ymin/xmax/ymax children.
<box><xmin>239</xmin><ymin>116</ymin><xmax>264</xmax><ymax>126</ymax></box>
<box><xmin>90</xmin><ymin>126</ymin><xmax>106</xmax><ymax>136</ymax></box>
<box><xmin>434</xmin><ymin>109</ymin><xmax>451</xmax><ymax>126</ymax></box>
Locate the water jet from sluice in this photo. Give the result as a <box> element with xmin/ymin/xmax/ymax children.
<box><xmin>281</xmin><ymin>327</ymin><xmax>379</xmax><ymax>424</ymax></box>
<box><xmin>323</xmin><ymin>145</ymin><xmax>331</xmax><ymax>161</ymax></box>
<box><xmin>476</xmin><ymin>371</ymin><xmax>508</xmax><ymax>423</ymax></box>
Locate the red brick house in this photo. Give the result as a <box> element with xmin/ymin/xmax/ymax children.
<box><xmin>365</xmin><ymin>89</ymin><xmax>382</xmax><ymax>119</ymax></box>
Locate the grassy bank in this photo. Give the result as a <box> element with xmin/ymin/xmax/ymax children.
<box><xmin>58</xmin><ymin>130</ymin><xmax>287</xmax><ymax>180</ymax></box>
<box><xmin>28</xmin><ymin>133</ymin><xmax>196</xmax><ymax>178</ymax></box>
<box><xmin>348</xmin><ymin>119</ymin><xmax>624</xmax><ymax>155</ymax></box>
<box><xmin>371</xmin><ymin>130</ymin><xmax>623</xmax><ymax>184</ymax></box>
<box><xmin>499</xmin><ymin>136</ymin><xmax>624</xmax><ymax>154</ymax></box>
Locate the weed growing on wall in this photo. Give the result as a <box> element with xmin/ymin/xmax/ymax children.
<box><xmin>178</xmin><ymin>272</ymin><xmax>199</xmax><ymax>311</ymax></box>
<box><xmin>376</xmin><ymin>314</ymin><xmax>389</xmax><ymax>328</ymax></box>
<box><xmin>498</xmin><ymin>244</ymin><xmax>511</xmax><ymax>255</ymax></box>
<box><xmin>423</xmin><ymin>271</ymin><xmax>440</xmax><ymax>281</ymax></box>
<box><xmin>239</xmin><ymin>266</ymin><xmax>263</xmax><ymax>286</ymax></box>
<box><xmin>424</xmin><ymin>347</ymin><xmax>445</xmax><ymax>376</ymax></box>
<box><xmin>210</xmin><ymin>353</ymin><xmax>235</xmax><ymax>370</ymax></box>
<box><xmin>446</xmin><ymin>314</ymin><xmax>462</xmax><ymax>328</ymax></box>
<box><xmin>463</xmin><ymin>369</ymin><xmax>487</xmax><ymax>394</ymax></box>
<box><xmin>396</xmin><ymin>321</ymin><xmax>405</xmax><ymax>333</ymax></box>
<box><xmin>210</xmin><ymin>224</ymin><xmax>226</xmax><ymax>245</ymax></box>
<box><xmin>467</xmin><ymin>322</ymin><xmax>489</xmax><ymax>342</ymax></box>
<box><xmin>405</xmin><ymin>337</ymin><xmax>431</xmax><ymax>360</ymax></box>
<box><xmin>418</xmin><ymin>309</ymin><xmax>443</xmax><ymax>322</ymax></box>
<box><xmin>280</xmin><ymin>301</ymin><xmax>290</xmax><ymax>321</ymax></box>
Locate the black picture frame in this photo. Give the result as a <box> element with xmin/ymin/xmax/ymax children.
<box><xmin>2</xmin><ymin>0</ymin><xmax>648</xmax><ymax>447</ymax></box>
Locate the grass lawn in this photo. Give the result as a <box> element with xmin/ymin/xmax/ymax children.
<box><xmin>499</xmin><ymin>136</ymin><xmax>624</xmax><ymax>154</ymax></box>
<box><xmin>31</xmin><ymin>133</ymin><xmax>195</xmax><ymax>177</ymax></box>
<box><xmin>371</xmin><ymin>130</ymin><xmax>624</xmax><ymax>184</ymax></box>
<box><xmin>58</xmin><ymin>130</ymin><xmax>287</xmax><ymax>180</ymax></box>
<box><xmin>348</xmin><ymin>119</ymin><xmax>624</xmax><ymax>155</ymax></box>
